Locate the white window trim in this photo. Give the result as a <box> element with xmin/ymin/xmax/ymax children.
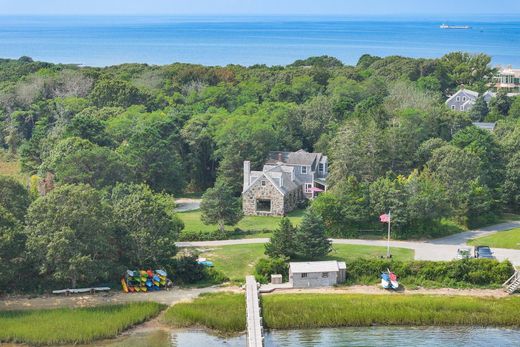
<box><xmin>261</xmin><ymin>180</ymin><xmax>266</xmax><ymax>186</ymax></box>
<box><xmin>460</xmin><ymin>105</ymin><xmax>464</xmax><ymax>111</ymax></box>
<box><xmin>305</xmin><ymin>183</ymin><xmax>313</xmax><ymax>193</ymax></box>
<box><xmin>451</xmin><ymin>105</ymin><xmax>456</xmax><ymax>110</ymax></box>
<box><xmin>301</xmin><ymin>166</ymin><xmax>308</xmax><ymax>174</ymax></box>
<box><xmin>462</xmin><ymin>96</ymin><xmax>467</xmax><ymax>101</ymax></box>
<box><xmin>456</xmin><ymin>96</ymin><xmax>460</xmax><ymax>101</ymax></box>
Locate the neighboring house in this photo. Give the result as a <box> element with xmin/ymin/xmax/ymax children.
<box><xmin>494</xmin><ymin>66</ymin><xmax>520</xmax><ymax>92</ymax></box>
<box><xmin>242</xmin><ymin>149</ymin><xmax>328</xmax><ymax>216</ymax></box>
<box><xmin>445</xmin><ymin>88</ymin><xmax>498</xmax><ymax>112</ymax></box>
<box><xmin>472</xmin><ymin>122</ymin><xmax>496</xmax><ymax>132</ymax></box>
<box><xmin>289</xmin><ymin>261</ymin><xmax>346</xmax><ymax>288</ymax></box>
<box><xmin>445</xmin><ymin>88</ymin><xmax>479</xmax><ymax>112</ymax></box>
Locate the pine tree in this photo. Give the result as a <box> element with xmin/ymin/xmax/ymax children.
<box><xmin>294</xmin><ymin>209</ymin><xmax>331</xmax><ymax>259</ymax></box>
<box><xmin>469</xmin><ymin>96</ymin><xmax>488</xmax><ymax>122</ymax></box>
<box><xmin>265</xmin><ymin>217</ymin><xmax>296</xmax><ymax>258</ymax></box>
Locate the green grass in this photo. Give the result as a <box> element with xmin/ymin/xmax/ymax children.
<box><xmin>0</xmin><ymin>158</ymin><xmax>27</xmax><ymax>183</ymax></box>
<box><xmin>178</xmin><ymin>209</ymin><xmax>304</xmax><ymax>235</ymax></box>
<box><xmin>163</xmin><ymin>292</ymin><xmax>245</xmax><ymax>333</ymax></box>
<box><xmin>194</xmin><ymin>243</ymin><xmax>414</xmax><ymax>282</ymax></box>
<box><xmin>262</xmin><ymin>294</ymin><xmax>520</xmax><ymax>329</ymax></box>
<box><xmin>162</xmin><ymin>293</ymin><xmax>520</xmax><ymax>333</ymax></box>
<box><xmin>0</xmin><ymin>302</ymin><xmax>165</xmax><ymax>346</ymax></box>
<box><xmin>468</xmin><ymin>228</ymin><xmax>520</xmax><ymax>250</ymax></box>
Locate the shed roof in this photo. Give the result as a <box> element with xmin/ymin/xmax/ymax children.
<box><xmin>289</xmin><ymin>261</ymin><xmax>343</xmax><ymax>273</ymax></box>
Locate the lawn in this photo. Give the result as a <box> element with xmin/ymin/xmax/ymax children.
<box><xmin>468</xmin><ymin>228</ymin><xmax>520</xmax><ymax>250</ymax></box>
<box><xmin>163</xmin><ymin>293</ymin><xmax>520</xmax><ymax>333</ymax></box>
<box><xmin>178</xmin><ymin>209</ymin><xmax>304</xmax><ymax>236</ymax></box>
<box><xmin>0</xmin><ymin>158</ymin><xmax>27</xmax><ymax>183</ymax></box>
<box><xmin>192</xmin><ymin>243</ymin><xmax>414</xmax><ymax>282</ymax></box>
<box><xmin>0</xmin><ymin>302</ymin><xmax>165</xmax><ymax>346</ymax></box>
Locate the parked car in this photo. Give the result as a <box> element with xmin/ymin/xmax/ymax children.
<box><xmin>474</xmin><ymin>245</ymin><xmax>495</xmax><ymax>259</ymax></box>
<box><xmin>457</xmin><ymin>247</ymin><xmax>472</xmax><ymax>259</ymax></box>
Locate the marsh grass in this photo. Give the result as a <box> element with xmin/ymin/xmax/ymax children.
<box><xmin>163</xmin><ymin>292</ymin><xmax>246</xmax><ymax>333</ymax></box>
<box><xmin>161</xmin><ymin>293</ymin><xmax>520</xmax><ymax>333</ymax></box>
<box><xmin>0</xmin><ymin>302</ymin><xmax>165</xmax><ymax>346</ymax></box>
<box><xmin>262</xmin><ymin>294</ymin><xmax>520</xmax><ymax>329</ymax></box>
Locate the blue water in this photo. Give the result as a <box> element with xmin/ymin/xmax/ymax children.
<box><xmin>1</xmin><ymin>16</ymin><xmax>520</xmax><ymax>66</ymax></box>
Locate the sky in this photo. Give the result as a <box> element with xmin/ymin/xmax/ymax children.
<box><xmin>1</xmin><ymin>0</ymin><xmax>519</xmax><ymax>16</ymax></box>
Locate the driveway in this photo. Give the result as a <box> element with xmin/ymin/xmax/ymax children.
<box><xmin>175</xmin><ymin>198</ymin><xmax>201</xmax><ymax>212</ymax></box>
<box><xmin>176</xmin><ymin>221</ymin><xmax>520</xmax><ymax>265</ymax></box>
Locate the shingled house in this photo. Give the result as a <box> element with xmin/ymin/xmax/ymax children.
<box><xmin>242</xmin><ymin>150</ymin><xmax>328</xmax><ymax>216</ymax></box>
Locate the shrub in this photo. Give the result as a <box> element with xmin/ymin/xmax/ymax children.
<box><xmin>203</xmin><ymin>267</ymin><xmax>229</xmax><ymax>284</ymax></box>
<box><xmin>169</xmin><ymin>254</ymin><xmax>205</xmax><ymax>284</ymax></box>
<box><xmin>345</xmin><ymin>258</ymin><xmax>514</xmax><ymax>288</ymax></box>
<box><xmin>254</xmin><ymin>258</ymin><xmax>289</xmax><ymax>284</ymax></box>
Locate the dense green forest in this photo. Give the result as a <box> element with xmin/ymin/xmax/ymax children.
<box><xmin>1</xmin><ymin>52</ymin><xmax>520</xmax><ymax>291</ymax></box>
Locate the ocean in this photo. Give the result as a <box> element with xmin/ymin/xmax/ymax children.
<box><xmin>0</xmin><ymin>15</ymin><xmax>520</xmax><ymax>67</ymax></box>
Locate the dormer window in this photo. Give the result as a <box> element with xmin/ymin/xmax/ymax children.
<box><xmin>462</xmin><ymin>97</ymin><xmax>467</xmax><ymax>101</ymax></box>
<box><xmin>319</xmin><ymin>163</ymin><xmax>325</xmax><ymax>173</ymax></box>
<box><xmin>456</xmin><ymin>96</ymin><xmax>460</xmax><ymax>102</ymax></box>
<box><xmin>301</xmin><ymin>166</ymin><xmax>308</xmax><ymax>174</ymax></box>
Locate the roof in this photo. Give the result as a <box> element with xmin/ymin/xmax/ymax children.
<box><xmin>268</xmin><ymin>149</ymin><xmax>322</xmax><ymax>166</ymax></box>
<box><xmin>472</xmin><ymin>122</ymin><xmax>496</xmax><ymax>131</ymax></box>
<box><xmin>290</xmin><ymin>261</ymin><xmax>344</xmax><ymax>273</ymax></box>
<box><xmin>246</xmin><ymin>164</ymin><xmax>301</xmax><ymax>196</ymax></box>
<box><xmin>446</xmin><ymin>88</ymin><xmax>479</xmax><ymax>104</ymax></box>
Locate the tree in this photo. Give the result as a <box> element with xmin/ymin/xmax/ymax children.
<box><xmin>0</xmin><ymin>206</ymin><xmax>27</xmax><ymax>291</ymax></box>
<box><xmin>0</xmin><ymin>175</ymin><xmax>31</xmax><ymax>221</ymax></box>
<box><xmin>509</xmin><ymin>96</ymin><xmax>520</xmax><ymax>118</ymax></box>
<box><xmin>503</xmin><ymin>152</ymin><xmax>520</xmax><ymax>210</ymax></box>
<box><xmin>312</xmin><ymin>176</ymin><xmax>371</xmax><ymax>237</ymax></box>
<box><xmin>265</xmin><ymin>218</ymin><xmax>297</xmax><ymax>258</ymax></box>
<box><xmin>111</xmin><ymin>183</ymin><xmax>183</xmax><ymax>268</ymax></box>
<box><xmin>90</xmin><ymin>79</ymin><xmax>150</xmax><ymax>108</ymax></box>
<box><xmin>293</xmin><ymin>209</ymin><xmax>331</xmax><ymax>259</ymax></box>
<box><xmin>200</xmin><ymin>182</ymin><xmax>243</xmax><ymax>233</ymax></box>
<box><xmin>488</xmin><ymin>90</ymin><xmax>512</xmax><ymax>118</ymax></box>
<box><xmin>469</xmin><ymin>96</ymin><xmax>489</xmax><ymax>121</ymax></box>
<box><xmin>53</xmin><ymin>145</ymin><xmax>129</xmax><ymax>189</ymax></box>
<box><xmin>25</xmin><ymin>184</ymin><xmax>116</xmax><ymax>288</ymax></box>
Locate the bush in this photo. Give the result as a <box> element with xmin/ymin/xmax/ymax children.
<box><xmin>345</xmin><ymin>258</ymin><xmax>514</xmax><ymax>288</ymax></box>
<box><xmin>254</xmin><ymin>258</ymin><xmax>289</xmax><ymax>284</ymax></box>
<box><xmin>169</xmin><ymin>254</ymin><xmax>205</xmax><ymax>284</ymax></box>
<box><xmin>203</xmin><ymin>267</ymin><xmax>229</xmax><ymax>285</ymax></box>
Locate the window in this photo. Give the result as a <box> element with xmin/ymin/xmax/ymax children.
<box><xmin>305</xmin><ymin>183</ymin><xmax>313</xmax><ymax>193</ymax></box>
<box><xmin>460</xmin><ymin>105</ymin><xmax>464</xmax><ymax>111</ymax></box>
<box><xmin>256</xmin><ymin>199</ymin><xmax>271</xmax><ymax>212</ymax></box>
<box><xmin>462</xmin><ymin>96</ymin><xmax>467</xmax><ymax>101</ymax></box>
<box><xmin>456</xmin><ymin>96</ymin><xmax>460</xmax><ymax>101</ymax></box>
<box><xmin>319</xmin><ymin>163</ymin><xmax>324</xmax><ymax>173</ymax></box>
<box><xmin>322</xmin><ymin>272</ymin><xmax>329</xmax><ymax>278</ymax></box>
<box><xmin>301</xmin><ymin>273</ymin><xmax>308</xmax><ymax>278</ymax></box>
<box><xmin>451</xmin><ymin>105</ymin><xmax>456</xmax><ymax>110</ymax></box>
<box><xmin>301</xmin><ymin>166</ymin><xmax>308</xmax><ymax>174</ymax></box>
<box><xmin>261</xmin><ymin>180</ymin><xmax>266</xmax><ymax>186</ymax></box>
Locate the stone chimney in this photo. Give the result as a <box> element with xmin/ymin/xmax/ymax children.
<box><xmin>243</xmin><ymin>161</ymin><xmax>251</xmax><ymax>191</ymax></box>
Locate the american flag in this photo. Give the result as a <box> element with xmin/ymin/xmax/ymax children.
<box><xmin>380</xmin><ymin>213</ymin><xmax>390</xmax><ymax>223</ymax></box>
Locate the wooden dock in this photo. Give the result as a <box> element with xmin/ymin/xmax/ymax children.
<box><xmin>245</xmin><ymin>275</ymin><xmax>264</xmax><ymax>347</ymax></box>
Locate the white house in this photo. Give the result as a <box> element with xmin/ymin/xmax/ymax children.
<box><xmin>289</xmin><ymin>261</ymin><xmax>346</xmax><ymax>288</ymax></box>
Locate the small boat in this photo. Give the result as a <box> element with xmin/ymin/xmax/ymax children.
<box><xmin>389</xmin><ymin>271</ymin><xmax>399</xmax><ymax>290</ymax></box>
<box><xmin>440</xmin><ymin>24</ymin><xmax>471</xmax><ymax>30</ymax></box>
<box><xmin>381</xmin><ymin>272</ymin><xmax>390</xmax><ymax>289</ymax></box>
<box><xmin>121</xmin><ymin>278</ymin><xmax>129</xmax><ymax>293</ymax></box>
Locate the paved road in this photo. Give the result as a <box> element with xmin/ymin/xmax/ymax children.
<box><xmin>174</xmin><ymin>198</ymin><xmax>201</xmax><ymax>212</ymax></box>
<box><xmin>177</xmin><ymin>221</ymin><xmax>520</xmax><ymax>265</ymax></box>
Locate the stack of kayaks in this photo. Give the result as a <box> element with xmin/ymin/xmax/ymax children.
<box><xmin>121</xmin><ymin>269</ymin><xmax>170</xmax><ymax>293</ymax></box>
<box><xmin>380</xmin><ymin>269</ymin><xmax>399</xmax><ymax>290</ymax></box>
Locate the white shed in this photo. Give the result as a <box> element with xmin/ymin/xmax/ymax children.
<box><xmin>289</xmin><ymin>261</ymin><xmax>346</xmax><ymax>288</ymax></box>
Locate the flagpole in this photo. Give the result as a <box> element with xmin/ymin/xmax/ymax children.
<box><xmin>387</xmin><ymin>211</ymin><xmax>391</xmax><ymax>258</ymax></box>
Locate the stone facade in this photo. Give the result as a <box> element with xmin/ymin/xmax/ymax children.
<box><xmin>242</xmin><ymin>177</ymin><xmax>286</xmax><ymax>216</ymax></box>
